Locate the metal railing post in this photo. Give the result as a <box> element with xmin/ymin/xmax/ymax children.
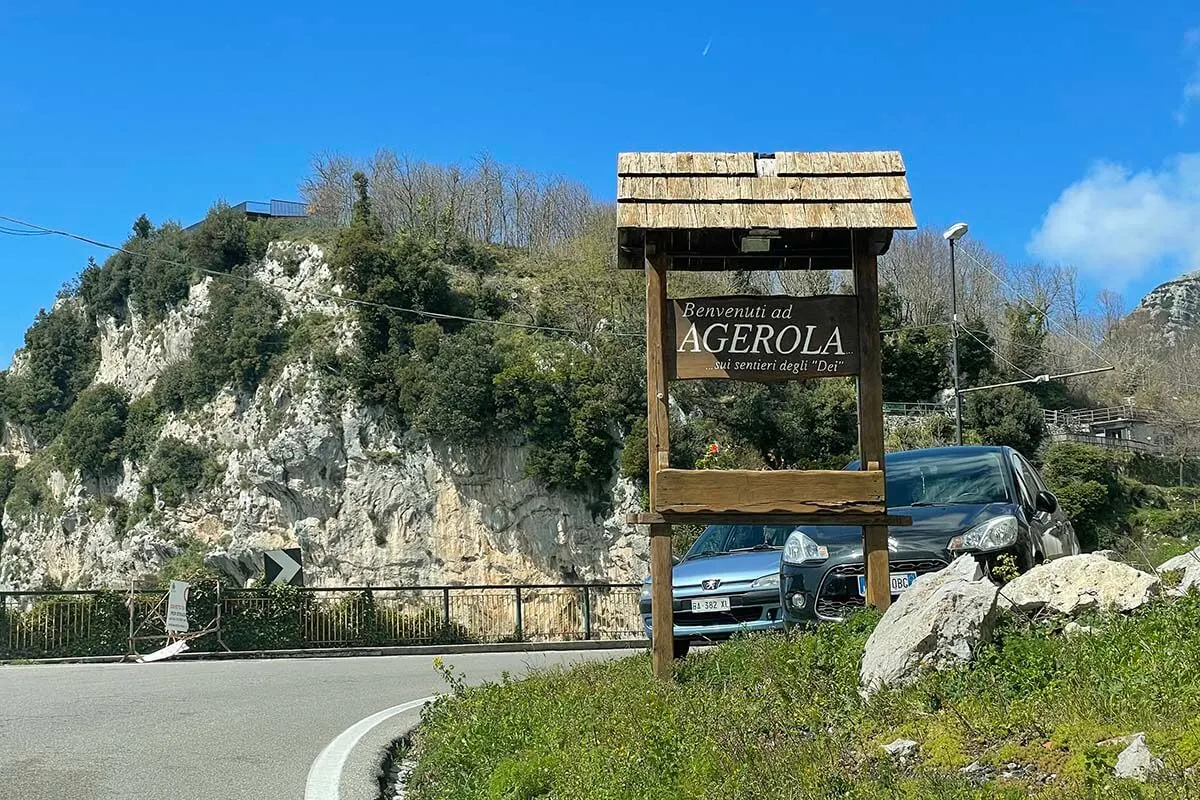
<box><xmin>582</xmin><ymin>586</ymin><xmax>592</xmax><ymax>640</ymax></box>
<box><xmin>514</xmin><ymin>587</ymin><xmax>524</xmax><ymax>642</ymax></box>
<box><xmin>441</xmin><ymin>588</ymin><xmax>451</xmax><ymax>636</ymax></box>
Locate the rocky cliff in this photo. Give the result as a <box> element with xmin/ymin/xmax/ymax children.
<box><xmin>0</xmin><ymin>242</ymin><xmax>645</xmax><ymax>591</ymax></box>
<box><xmin>1124</xmin><ymin>270</ymin><xmax>1200</xmax><ymax>344</ymax></box>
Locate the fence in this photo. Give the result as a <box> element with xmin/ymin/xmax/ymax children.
<box><xmin>0</xmin><ymin>583</ymin><xmax>643</xmax><ymax>661</ymax></box>
<box><xmin>1047</xmin><ymin>431</ymin><xmax>1160</xmax><ymax>454</ymax></box>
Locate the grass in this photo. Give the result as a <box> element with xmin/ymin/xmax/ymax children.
<box><xmin>407</xmin><ymin>594</ymin><xmax>1200</xmax><ymax>800</ymax></box>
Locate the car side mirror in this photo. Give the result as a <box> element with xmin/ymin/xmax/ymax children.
<box><xmin>1036</xmin><ymin>490</ymin><xmax>1059</xmax><ymax>515</ymax></box>
<box><xmin>672</xmin><ymin>555</ymin><xmax>681</xmax><ymax>566</ymax></box>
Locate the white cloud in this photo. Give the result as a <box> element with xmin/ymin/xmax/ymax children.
<box><xmin>1028</xmin><ymin>155</ymin><xmax>1200</xmax><ymax>286</ymax></box>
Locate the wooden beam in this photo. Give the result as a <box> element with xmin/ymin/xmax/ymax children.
<box><xmin>616</xmin><ymin>201</ymin><xmax>916</xmax><ymax>231</ymax></box>
<box><xmin>853</xmin><ymin>232</ymin><xmax>891</xmax><ymax>611</ymax></box>
<box><xmin>618</xmin><ymin>152</ymin><xmax>756</xmax><ymax>176</ymax></box>
<box><xmin>649</xmin><ymin>523</ymin><xmax>674</xmax><ymax>680</ymax></box>
<box><xmin>775</xmin><ymin>151</ymin><xmax>906</xmax><ymax>176</ymax></box>
<box><xmin>645</xmin><ymin>235</ymin><xmax>674</xmax><ymax>679</ymax></box>
<box><xmin>628</xmin><ymin>512</ymin><xmax>913</xmax><ymax>526</ymax></box>
<box><xmin>653</xmin><ymin>468</ymin><xmax>885</xmax><ymax>516</ymax></box>
<box><xmin>617</xmin><ymin>175</ymin><xmax>912</xmax><ymax>203</ymax></box>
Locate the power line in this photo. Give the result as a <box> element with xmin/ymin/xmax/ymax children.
<box><xmin>957</xmin><ymin>247</ymin><xmax>1113</xmax><ymax>368</ymax></box>
<box><xmin>961</xmin><ymin>324</ymin><xmax>1037</xmax><ymax>381</ymax></box>
<box><xmin>0</xmin><ymin>213</ymin><xmax>644</xmax><ymax>340</ymax></box>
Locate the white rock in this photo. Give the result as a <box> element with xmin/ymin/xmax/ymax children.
<box><xmin>999</xmin><ymin>555</ymin><xmax>1160</xmax><ymax>617</ymax></box>
<box><xmin>0</xmin><ymin>242</ymin><xmax>647</xmax><ymax>594</ymax></box>
<box><xmin>860</xmin><ymin>556</ymin><xmax>1000</xmax><ymax>694</ymax></box>
<box><xmin>1063</xmin><ymin>621</ymin><xmax>1097</xmax><ymax>635</ymax></box>
<box><xmin>1158</xmin><ymin>546</ymin><xmax>1200</xmax><ymax>594</ymax></box>
<box><xmin>1114</xmin><ymin>734</ymin><xmax>1162</xmax><ymax>781</ymax></box>
<box><xmin>1093</xmin><ymin>549</ymin><xmax>1120</xmax><ymax>561</ymax></box>
<box><xmin>881</xmin><ymin>738</ymin><xmax>918</xmax><ymax>757</ymax></box>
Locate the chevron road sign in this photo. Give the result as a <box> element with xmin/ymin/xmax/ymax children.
<box><xmin>264</xmin><ymin>548</ymin><xmax>304</xmax><ymax>587</ymax></box>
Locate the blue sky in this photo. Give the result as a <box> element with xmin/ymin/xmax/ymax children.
<box><xmin>2</xmin><ymin>1</ymin><xmax>1199</xmax><ymax>365</ymax></box>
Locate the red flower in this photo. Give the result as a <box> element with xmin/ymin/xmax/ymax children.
<box><xmin>707</xmin><ymin>443</ymin><xmax>720</xmax><ymax>455</ymax></box>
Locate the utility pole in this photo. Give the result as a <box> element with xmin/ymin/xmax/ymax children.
<box><xmin>943</xmin><ymin>223</ymin><xmax>968</xmax><ymax>446</ymax></box>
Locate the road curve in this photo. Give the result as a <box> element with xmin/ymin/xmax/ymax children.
<box><xmin>0</xmin><ymin>650</ymin><xmax>633</xmax><ymax>800</ymax></box>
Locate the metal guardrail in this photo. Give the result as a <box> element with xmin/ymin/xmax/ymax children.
<box><xmin>882</xmin><ymin>402</ymin><xmax>946</xmax><ymax>416</ymax></box>
<box><xmin>1048</xmin><ymin>431</ymin><xmax>1159</xmax><ymax>454</ymax></box>
<box><xmin>0</xmin><ymin>583</ymin><xmax>643</xmax><ymax>660</ymax></box>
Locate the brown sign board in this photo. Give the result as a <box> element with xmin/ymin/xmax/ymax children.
<box><xmin>667</xmin><ymin>294</ymin><xmax>859</xmax><ymax>381</ymax></box>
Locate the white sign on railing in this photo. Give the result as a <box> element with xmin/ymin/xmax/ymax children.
<box><xmin>166</xmin><ymin>580</ymin><xmax>190</xmax><ymax>634</ymax></box>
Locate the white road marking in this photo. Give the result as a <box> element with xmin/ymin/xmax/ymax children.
<box><xmin>304</xmin><ymin>695</ymin><xmax>439</xmax><ymax>800</ymax></box>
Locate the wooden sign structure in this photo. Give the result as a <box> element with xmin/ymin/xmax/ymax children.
<box><xmin>617</xmin><ymin>151</ymin><xmax>916</xmax><ymax>679</ymax></box>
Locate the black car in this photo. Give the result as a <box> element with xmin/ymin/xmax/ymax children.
<box><xmin>780</xmin><ymin>445</ymin><xmax>1079</xmax><ymax>624</ymax></box>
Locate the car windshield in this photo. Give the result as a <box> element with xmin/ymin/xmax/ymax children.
<box><xmin>885</xmin><ymin>450</ymin><xmax>1012</xmax><ymax>507</ymax></box>
<box><xmin>684</xmin><ymin>525</ymin><xmax>793</xmax><ymax>560</ymax></box>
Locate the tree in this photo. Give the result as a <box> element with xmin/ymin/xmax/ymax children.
<box><xmin>59</xmin><ymin>384</ymin><xmax>129</xmax><ymax>476</ymax></box>
<box><xmin>132</xmin><ymin>214</ymin><xmax>153</xmax><ymax>239</ymax></box>
<box><xmin>143</xmin><ymin>438</ymin><xmax>214</xmax><ymax>507</ymax></box>
<box><xmin>963</xmin><ymin>387</ymin><xmax>1046</xmax><ymax>457</ymax></box>
<box><xmin>879</xmin><ymin>285</ymin><xmax>950</xmax><ymax>402</ymax></box>
<box><xmin>188</xmin><ymin>203</ymin><xmax>249</xmax><ymax>273</ymax></box>
<box><xmin>2</xmin><ymin>304</ymin><xmax>99</xmax><ymax>443</ymax></box>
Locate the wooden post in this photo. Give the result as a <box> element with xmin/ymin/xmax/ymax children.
<box><xmin>854</xmin><ymin>232</ymin><xmax>891</xmax><ymax>611</ymax></box>
<box><xmin>646</xmin><ymin>236</ymin><xmax>674</xmax><ymax>679</ymax></box>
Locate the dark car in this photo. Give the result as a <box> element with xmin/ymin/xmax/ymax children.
<box><xmin>780</xmin><ymin>445</ymin><xmax>1079</xmax><ymax>624</ymax></box>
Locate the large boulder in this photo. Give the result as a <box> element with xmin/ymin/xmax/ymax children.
<box><xmin>1158</xmin><ymin>546</ymin><xmax>1200</xmax><ymax>594</ymax></box>
<box><xmin>860</xmin><ymin>556</ymin><xmax>1000</xmax><ymax>694</ymax></box>
<box><xmin>999</xmin><ymin>554</ymin><xmax>1160</xmax><ymax>617</ymax></box>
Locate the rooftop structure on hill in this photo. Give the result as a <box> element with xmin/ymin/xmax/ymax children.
<box><xmin>185</xmin><ymin>200</ymin><xmax>308</xmax><ymax>231</ymax></box>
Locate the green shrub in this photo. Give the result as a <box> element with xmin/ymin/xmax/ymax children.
<box><xmin>493</xmin><ymin>334</ymin><xmax>642</xmax><ymax>495</ymax></box>
<box><xmin>964</xmin><ymin>386</ymin><xmax>1045</xmax><ymax>457</ymax></box>
<box><xmin>405</xmin><ymin>325</ymin><xmax>502</xmax><ymax>445</ymax></box>
<box><xmin>1129</xmin><ymin>507</ymin><xmax>1200</xmax><ymax>540</ymax></box>
<box><xmin>143</xmin><ymin>438</ymin><xmax>219</xmax><ymax>507</ymax></box>
<box><xmin>1042</xmin><ymin>442</ymin><xmax>1132</xmax><ymax>550</ymax></box>
<box><xmin>123</xmin><ymin>394</ymin><xmax>165</xmax><ymax>462</ymax></box>
<box><xmin>58</xmin><ymin>384</ymin><xmax>129</xmax><ymax>476</ymax></box>
<box><xmin>2</xmin><ymin>303</ymin><xmax>99</xmax><ymax>443</ymax></box>
<box><xmin>188</xmin><ymin>203</ymin><xmax>249</xmax><ymax>273</ymax></box>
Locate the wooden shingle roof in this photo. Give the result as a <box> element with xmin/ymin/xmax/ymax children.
<box><xmin>616</xmin><ymin>151</ymin><xmax>916</xmax><ymax>231</ymax></box>
<box><xmin>615</xmin><ymin>151</ymin><xmax>916</xmax><ymax>270</ymax></box>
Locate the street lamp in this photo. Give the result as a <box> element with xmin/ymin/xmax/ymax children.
<box><xmin>943</xmin><ymin>222</ymin><xmax>969</xmax><ymax>446</ymax></box>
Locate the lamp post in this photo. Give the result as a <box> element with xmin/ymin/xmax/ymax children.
<box><xmin>943</xmin><ymin>222</ymin><xmax>969</xmax><ymax>446</ymax></box>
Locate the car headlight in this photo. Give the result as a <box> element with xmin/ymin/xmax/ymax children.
<box><xmin>750</xmin><ymin>573</ymin><xmax>779</xmax><ymax>589</ymax></box>
<box><xmin>782</xmin><ymin>531</ymin><xmax>829</xmax><ymax>565</ymax></box>
<box><xmin>948</xmin><ymin>515</ymin><xmax>1019</xmax><ymax>552</ymax></box>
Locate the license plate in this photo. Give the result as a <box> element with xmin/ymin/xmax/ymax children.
<box><xmin>690</xmin><ymin>596</ymin><xmax>731</xmax><ymax>613</ymax></box>
<box><xmin>858</xmin><ymin>572</ymin><xmax>917</xmax><ymax>597</ymax></box>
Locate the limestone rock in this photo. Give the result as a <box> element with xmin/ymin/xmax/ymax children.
<box><xmin>1158</xmin><ymin>547</ymin><xmax>1200</xmax><ymax>594</ymax></box>
<box><xmin>860</xmin><ymin>555</ymin><xmax>999</xmax><ymax>694</ymax></box>
<box><xmin>999</xmin><ymin>555</ymin><xmax>1160</xmax><ymax>617</ymax></box>
<box><xmin>881</xmin><ymin>738</ymin><xmax>918</xmax><ymax>758</ymax></box>
<box><xmin>0</xmin><ymin>243</ymin><xmax>646</xmax><ymax>592</ymax></box>
<box><xmin>1114</xmin><ymin>734</ymin><xmax>1161</xmax><ymax>782</ymax></box>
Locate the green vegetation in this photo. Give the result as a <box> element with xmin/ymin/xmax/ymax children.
<box><xmin>408</xmin><ymin>597</ymin><xmax>1200</xmax><ymax>800</ymax></box>
<box><xmin>58</xmin><ymin>384</ymin><xmax>128</xmax><ymax>476</ymax></box>
<box><xmin>1041</xmin><ymin>442</ymin><xmax>1147</xmax><ymax>552</ymax></box>
<box><xmin>964</xmin><ymin>387</ymin><xmax>1046</xmax><ymax>457</ymax></box>
<box><xmin>142</xmin><ymin>438</ymin><xmax>219</xmax><ymax>507</ymax></box>
<box><xmin>1</xmin><ymin>303</ymin><xmax>99</xmax><ymax>443</ymax></box>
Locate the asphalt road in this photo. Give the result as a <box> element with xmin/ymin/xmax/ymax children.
<box><xmin>0</xmin><ymin>649</ymin><xmax>634</xmax><ymax>800</ymax></box>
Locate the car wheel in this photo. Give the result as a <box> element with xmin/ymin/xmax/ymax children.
<box><xmin>672</xmin><ymin>639</ymin><xmax>691</xmax><ymax>659</ymax></box>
